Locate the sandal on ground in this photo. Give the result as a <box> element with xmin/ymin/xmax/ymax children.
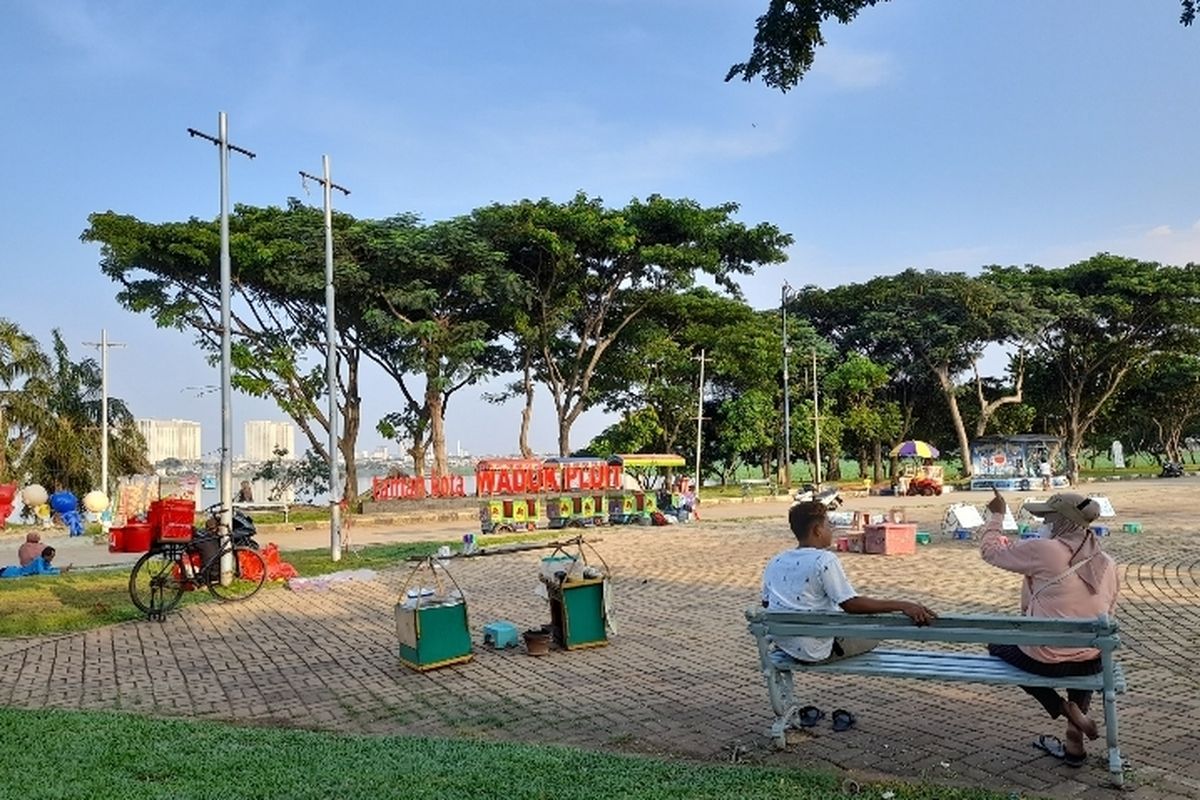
<box><xmin>831</xmin><ymin>709</ymin><xmax>856</xmax><ymax>732</ymax></box>
<box><xmin>1032</xmin><ymin>734</ymin><xmax>1065</xmax><ymax>759</ymax></box>
<box><xmin>797</xmin><ymin>705</ymin><xmax>825</xmax><ymax>728</ymax></box>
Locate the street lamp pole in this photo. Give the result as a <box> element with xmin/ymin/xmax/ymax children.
<box><xmin>781</xmin><ymin>284</ymin><xmax>791</xmax><ymax>488</ymax></box>
<box><xmin>83</xmin><ymin>329</ymin><xmax>125</xmax><ymax>498</ymax></box>
<box><xmin>299</xmin><ymin>156</ymin><xmax>351</xmax><ymax>562</ymax></box>
<box><xmin>188</xmin><ymin>113</ymin><xmax>255</xmax><ymax>584</ymax></box>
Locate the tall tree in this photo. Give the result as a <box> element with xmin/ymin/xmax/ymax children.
<box><xmin>474</xmin><ymin>193</ymin><xmax>791</xmax><ymax>455</ymax></box>
<box><xmin>796</xmin><ymin>269</ymin><xmax>1035</xmax><ymax>475</ymax></box>
<box><xmin>4</xmin><ymin>328</ymin><xmax>147</xmax><ymax>495</ymax></box>
<box><xmin>729</xmin><ymin>1</ymin><xmax>1199</xmax><ymax>92</ymax></box>
<box><xmin>356</xmin><ymin>216</ymin><xmax>518</xmax><ymax>476</ymax></box>
<box><xmin>83</xmin><ymin>204</ymin><xmax>369</xmax><ymax>502</ymax></box>
<box><xmin>986</xmin><ymin>254</ymin><xmax>1200</xmax><ymax>483</ymax></box>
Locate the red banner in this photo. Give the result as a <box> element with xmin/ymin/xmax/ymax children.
<box><xmin>371</xmin><ymin>475</ymin><xmax>466</xmax><ymax>501</ymax></box>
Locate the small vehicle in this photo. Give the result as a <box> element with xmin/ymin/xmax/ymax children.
<box><xmin>793</xmin><ymin>484</ymin><xmax>843</xmax><ymax>509</ymax></box>
<box><xmin>904</xmin><ymin>465</ymin><xmax>945</xmax><ymax>496</ymax></box>
<box><xmin>1160</xmin><ymin>461</ymin><xmax>1185</xmax><ymax>478</ymax></box>
<box><xmin>200</xmin><ymin>502</ymin><xmax>260</xmax><ymax>548</ymax></box>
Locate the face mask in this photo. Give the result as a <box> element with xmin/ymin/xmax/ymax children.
<box><xmin>1036</xmin><ymin>523</ymin><xmax>1054</xmax><ymax>539</ymax></box>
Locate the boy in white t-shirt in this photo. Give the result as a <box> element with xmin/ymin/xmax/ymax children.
<box><xmin>761</xmin><ymin>502</ymin><xmax>937</xmax><ymax>663</ymax></box>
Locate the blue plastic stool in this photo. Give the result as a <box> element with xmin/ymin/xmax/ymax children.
<box><xmin>1092</xmin><ymin>525</ymin><xmax>1109</xmax><ymax>537</ymax></box>
<box><xmin>483</xmin><ymin>621</ymin><xmax>519</xmax><ymax>649</ymax></box>
<box><xmin>954</xmin><ymin>528</ymin><xmax>972</xmax><ymax>540</ymax></box>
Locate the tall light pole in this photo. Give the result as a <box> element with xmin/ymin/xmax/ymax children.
<box><xmin>781</xmin><ymin>283</ymin><xmax>792</xmax><ymax>488</ymax></box>
<box><xmin>693</xmin><ymin>349</ymin><xmax>706</xmax><ymax>492</ymax></box>
<box><xmin>189</xmin><ymin>113</ymin><xmax>255</xmax><ymax>583</ymax></box>
<box><xmin>83</xmin><ymin>329</ymin><xmax>125</xmax><ymax>498</ymax></box>
<box><xmin>813</xmin><ymin>347</ymin><xmax>822</xmax><ymax>487</ymax></box>
<box><xmin>300</xmin><ymin>156</ymin><xmax>351</xmax><ymax>562</ymax></box>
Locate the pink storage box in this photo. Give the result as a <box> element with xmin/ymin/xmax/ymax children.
<box><xmin>864</xmin><ymin>523</ymin><xmax>917</xmax><ymax>555</ymax></box>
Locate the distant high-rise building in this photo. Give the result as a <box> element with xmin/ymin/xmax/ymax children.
<box><xmin>244</xmin><ymin>420</ymin><xmax>296</xmax><ymax>461</ymax></box>
<box><xmin>135</xmin><ymin>419</ymin><xmax>202</xmax><ymax>463</ymax></box>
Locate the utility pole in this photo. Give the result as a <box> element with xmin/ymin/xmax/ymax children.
<box><xmin>693</xmin><ymin>349</ymin><xmax>706</xmax><ymax>493</ymax></box>
<box><xmin>813</xmin><ymin>347</ymin><xmax>822</xmax><ymax>487</ymax></box>
<box><xmin>188</xmin><ymin>113</ymin><xmax>255</xmax><ymax>584</ymax></box>
<box><xmin>300</xmin><ymin>156</ymin><xmax>351</xmax><ymax>562</ymax></box>
<box><xmin>83</xmin><ymin>329</ymin><xmax>125</xmax><ymax>498</ymax></box>
<box><xmin>781</xmin><ymin>283</ymin><xmax>792</xmax><ymax>488</ymax></box>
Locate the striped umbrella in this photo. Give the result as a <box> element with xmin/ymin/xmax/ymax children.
<box><xmin>889</xmin><ymin>440</ymin><xmax>940</xmax><ymax>458</ymax></box>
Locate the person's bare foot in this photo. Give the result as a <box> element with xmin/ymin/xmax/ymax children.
<box><xmin>1063</xmin><ymin>700</ymin><xmax>1098</xmax><ymax>740</ymax></box>
<box><xmin>1064</xmin><ymin>724</ymin><xmax>1087</xmax><ymax>764</ymax></box>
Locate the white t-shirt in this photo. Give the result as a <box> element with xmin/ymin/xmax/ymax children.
<box><xmin>761</xmin><ymin>547</ymin><xmax>859</xmax><ymax>661</ymax></box>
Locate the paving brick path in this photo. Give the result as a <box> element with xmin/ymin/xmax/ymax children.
<box><xmin>2</xmin><ymin>487</ymin><xmax>1198</xmax><ymax>798</ymax></box>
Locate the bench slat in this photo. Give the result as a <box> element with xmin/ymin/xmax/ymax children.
<box><xmin>748</xmin><ymin>609</ymin><xmax>1118</xmax><ymax>634</ymax></box>
<box><xmin>769</xmin><ymin>649</ymin><xmax>1127</xmax><ymax>692</ymax></box>
<box><xmin>759</xmin><ymin>624</ymin><xmax>1115</xmax><ymax>649</ymax></box>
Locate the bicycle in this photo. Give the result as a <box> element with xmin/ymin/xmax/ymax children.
<box><xmin>128</xmin><ymin>512</ymin><xmax>267</xmax><ymax>618</ymax></box>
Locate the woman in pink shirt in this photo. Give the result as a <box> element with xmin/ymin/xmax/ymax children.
<box><xmin>980</xmin><ymin>490</ymin><xmax>1119</xmax><ymax>766</ymax></box>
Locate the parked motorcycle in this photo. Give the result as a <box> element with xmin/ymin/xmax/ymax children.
<box><xmin>201</xmin><ymin>503</ymin><xmax>260</xmax><ymax>548</ymax></box>
<box><xmin>1160</xmin><ymin>462</ymin><xmax>1185</xmax><ymax>478</ymax></box>
<box><xmin>793</xmin><ymin>484</ymin><xmax>843</xmax><ymax>509</ymax></box>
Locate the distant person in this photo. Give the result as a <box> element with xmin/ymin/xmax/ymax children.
<box><xmin>761</xmin><ymin>502</ymin><xmax>936</xmax><ymax>665</ymax></box>
<box><xmin>17</xmin><ymin>532</ymin><xmax>44</xmax><ymax>566</ymax></box>
<box><xmin>236</xmin><ymin>481</ymin><xmax>254</xmax><ymax>503</ymax></box>
<box><xmin>1</xmin><ymin>545</ymin><xmax>71</xmax><ymax>578</ymax></box>
<box><xmin>1039</xmin><ymin>456</ymin><xmax>1053</xmax><ymax>491</ymax></box>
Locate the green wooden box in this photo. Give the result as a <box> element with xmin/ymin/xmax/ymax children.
<box><xmin>549</xmin><ymin>577</ymin><xmax>608</xmax><ymax>650</ymax></box>
<box><xmin>396</xmin><ymin>599</ymin><xmax>474</xmax><ymax>671</ymax></box>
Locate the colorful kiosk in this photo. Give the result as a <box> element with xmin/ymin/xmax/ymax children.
<box><xmin>968</xmin><ymin>434</ymin><xmax>1070</xmax><ymax>491</ymax></box>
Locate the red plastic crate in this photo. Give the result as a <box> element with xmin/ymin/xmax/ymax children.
<box><xmin>149</xmin><ymin>498</ymin><xmax>196</xmax><ymax>541</ymax></box>
<box><xmin>108</xmin><ymin>522</ymin><xmax>153</xmax><ymax>553</ymax></box>
<box><xmin>864</xmin><ymin>523</ymin><xmax>917</xmax><ymax>555</ymax></box>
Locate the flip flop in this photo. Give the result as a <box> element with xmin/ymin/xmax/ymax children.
<box><xmin>1033</xmin><ymin>734</ymin><xmax>1065</xmax><ymax>759</ymax></box>
<box><xmin>1034</xmin><ymin>734</ymin><xmax>1086</xmax><ymax>767</ymax></box>
<box><xmin>797</xmin><ymin>705</ymin><xmax>825</xmax><ymax>728</ymax></box>
<box><xmin>831</xmin><ymin>709</ymin><xmax>856</xmax><ymax>732</ymax></box>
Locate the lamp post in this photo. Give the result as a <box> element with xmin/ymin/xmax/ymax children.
<box><xmin>781</xmin><ymin>283</ymin><xmax>792</xmax><ymax>488</ymax></box>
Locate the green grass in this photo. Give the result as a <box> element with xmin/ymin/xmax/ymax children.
<box><xmin>0</xmin><ymin>707</ymin><xmax>1017</xmax><ymax>800</ymax></box>
<box><xmin>0</xmin><ymin>531</ymin><xmax>557</xmax><ymax>638</ymax></box>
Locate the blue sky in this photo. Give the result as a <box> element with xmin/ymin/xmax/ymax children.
<box><xmin>3</xmin><ymin>0</ymin><xmax>1198</xmax><ymax>459</ymax></box>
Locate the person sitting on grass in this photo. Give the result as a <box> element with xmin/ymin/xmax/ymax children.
<box><xmin>0</xmin><ymin>545</ymin><xmax>72</xmax><ymax>578</ymax></box>
<box><xmin>761</xmin><ymin>501</ymin><xmax>937</xmax><ymax>665</ymax></box>
<box><xmin>17</xmin><ymin>532</ymin><xmax>44</xmax><ymax>566</ymax></box>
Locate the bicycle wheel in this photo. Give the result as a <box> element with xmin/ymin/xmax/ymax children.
<box><xmin>129</xmin><ymin>550</ymin><xmax>185</xmax><ymax>615</ymax></box>
<box><xmin>202</xmin><ymin>545</ymin><xmax>267</xmax><ymax>602</ymax></box>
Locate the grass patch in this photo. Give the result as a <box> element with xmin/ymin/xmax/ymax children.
<box><xmin>0</xmin><ymin>707</ymin><xmax>1015</xmax><ymax>800</ymax></box>
<box><xmin>0</xmin><ymin>530</ymin><xmax>562</xmax><ymax>638</ymax></box>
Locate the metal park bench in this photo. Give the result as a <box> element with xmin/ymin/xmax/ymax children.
<box><xmin>232</xmin><ymin>501</ymin><xmax>290</xmax><ymax>522</ymax></box>
<box><xmin>746</xmin><ymin>609</ymin><xmax>1127</xmax><ymax>786</ymax></box>
<box><xmin>740</xmin><ymin>479</ymin><xmax>778</xmax><ymax>497</ymax></box>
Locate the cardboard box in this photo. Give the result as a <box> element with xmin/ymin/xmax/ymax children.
<box><xmin>864</xmin><ymin>523</ymin><xmax>917</xmax><ymax>555</ymax></box>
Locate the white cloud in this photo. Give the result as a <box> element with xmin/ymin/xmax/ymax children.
<box><xmin>1146</xmin><ymin>224</ymin><xmax>1173</xmax><ymax>238</ymax></box>
<box><xmin>809</xmin><ymin>47</ymin><xmax>894</xmax><ymax>90</ymax></box>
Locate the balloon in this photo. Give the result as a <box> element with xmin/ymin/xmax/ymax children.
<box><xmin>83</xmin><ymin>490</ymin><xmax>110</xmax><ymax>513</ymax></box>
<box><xmin>49</xmin><ymin>491</ymin><xmax>78</xmax><ymax>514</ymax></box>
<box><xmin>22</xmin><ymin>484</ymin><xmax>48</xmax><ymax>507</ymax></box>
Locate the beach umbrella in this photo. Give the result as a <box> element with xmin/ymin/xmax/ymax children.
<box><xmin>890</xmin><ymin>440</ymin><xmax>940</xmax><ymax>458</ymax></box>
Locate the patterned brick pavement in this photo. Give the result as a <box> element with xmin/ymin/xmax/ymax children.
<box><xmin>2</xmin><ymin>487</ymin><xmax>1199</xmax><ymax>798</ymax></box>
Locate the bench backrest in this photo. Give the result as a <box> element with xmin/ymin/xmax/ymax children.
<box><xmin>746</xmin><ymin>609</ymin><xmax>1120</xmax><ymax>652</ymax></box>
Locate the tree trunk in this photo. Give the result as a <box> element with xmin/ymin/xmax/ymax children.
<box><xmin>872</xmin><ymin>441</ymin><xmax>883</xmax><ymax>483</ymax></box>
<box><xmin>933</xmin><ymin>363</ymin><xmax>973</xmax><ymax>477</ymax></box>
<box><xmin>409</xmin><ymin>439</ymin><xmax>426</xmax><ymax>478</ymax></box>
<box><xmin>518</xmin><ymin>353</ymin><xmax>534</xmax><ymax>458</ymax></box>
<box><xmin>427</xmin><ymin>379</ymin><xmax>448</xmax><ymax>478</ymax></box>
<box><xmin>339</xmin><ymin>350</ymin><xmax>362</xmax><ymax>504</ymax></box>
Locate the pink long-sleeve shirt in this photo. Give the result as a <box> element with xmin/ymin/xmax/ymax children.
<box><xmin>979</xmin><ymin>518</ymin><xmax>1119</xmax><ymax>663</ymax></box>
